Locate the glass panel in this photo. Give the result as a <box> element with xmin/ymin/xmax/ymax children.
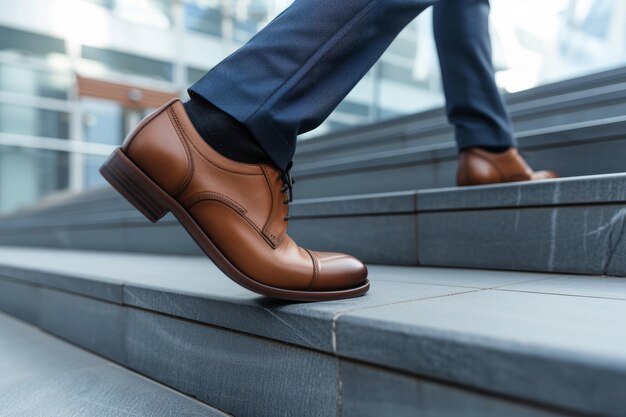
<box><xmin>232</xmin><ymin>0</ymin><xmax>269</xmax><ymax>43</ymax></box>
<box><xmin>387</xmin><ymin>37</ymin><xmax>417</xmax><ymax>61</ymax></box>
<box><xmin>0</xmin><ymin>26</ymin><xmax>66</xmax><ymax>58</ymax></box>
<box><xmin>84</xmin><ymin>154</ymin><xmax>108</xmax><ymax>188</ymax></box>
<box><xmin>490</xmin><ymin>0</ymin><xmax>626</xmax><ymax>91</ymax></box>
<box><xmin>0</xmin><ymin>103</ymin><xmax>70</xmax><ymax>139</ymax></box>
<box><xmin>335</xmin><ymin>100</ymin><xmax>371</xmax><ymax>118</ymax></box>
<box><xmin>185</xmin><ymin>0</ymin><xmax>223</xmax><ymax>37</ymax></box>
<box><xmin>81</xmin><ymin>45</ymin><xmax>174</xmax><ymax>81</ymax></box>
<box><xmin>82</xmin><ymin>98</ymin><xmax>124</xmax><ymax>145</ymax></box>
<box><xmin>82</xmin><ymin>98</ymin><xmax>156</xmax><ymax>145</ymax></box>
<box><xmin>83</xmin><ymin>0</ymin><xmax>173</xmax><ymax>28</ymax></box>
<box><xmin>0</xmin><ymin>146</ymin><xmax>69</xmax><ymax>213</ymax></box>
<box><xmin>84</xmin><ymin>0</ymin><xmax>115</xmax><ymax>9</ymax></box>
<box><xmin>316</xmin><ymin>1</ymin><xmax>626</xmax><ymax>135</ymax></box>
<box><xmin>0</xmin><ymin>63</ymin><xmax>72</xmax><ymax>100</ymax></box>
<box><xmin>187</xmin><ymin>66</ymin><xmax>209</xmax><ymax>84</ymax></box>
<box><xmin>325</xmin><ymin>120</ymin><xmax>353</xmax><ymax>132</ymax></box>
<box><xmin>380</xmin><ymin>61</ymin><xmax>418</xmax><ymax>85</ymax></box>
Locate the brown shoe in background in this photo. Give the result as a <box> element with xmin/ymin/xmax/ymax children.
<box><xmin>457</xmin><ymin>148</ymin><xmax>558</xmax><ymax>187</ymax></box>
<box><xmin>99</xmin><ymin>98</ymin><xmax>369</xmax><ymax>301</ymax></box>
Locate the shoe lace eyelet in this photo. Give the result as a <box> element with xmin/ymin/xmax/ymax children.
<box><xmin>278</xmin><ymin>167</ymin><xmax>295</xmax><ymax>203</ymax></box>
<box><xmin>278</xmin><ymin>162</ymin><xmax>295</xmax><ymax>221</ymax></box>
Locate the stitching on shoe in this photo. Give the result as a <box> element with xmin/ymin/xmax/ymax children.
<box><xmin>260</xmin><ymin>163</ymin><xmax>284</xmax><ymax>248</ymax></box>
<box><xmin>305</xmin><ymin>249</ymin><xmax>320</xmax><ymax>291</ymax></box>
<box><xmin>190</xmin><ymin>198</ymin><xmax>279</xmax><ymax>249</ymax></box>
<box><xmin>183</xmin><ymin>191</ymin><xmax>247</xmax><ymax>214</ymax></box>
<box><xmin>166</xmin><ymin>107</ymin><xmax>194</xmax><ymax>197</ymax></box>
<box><xmin>186</xmin><ymin>186</ymin><xmax>281</xmax><ymax>249</ymax></box>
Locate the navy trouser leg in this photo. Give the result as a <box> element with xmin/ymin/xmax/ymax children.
<box><xmin>189</xmin><ymin>0</ymin><xmax>435</xmax><ymax>171</ymax></box>
<box><xmin>433</xmin><ymin>0</ymin><xmax>515</xmax><ymax>152</ymax></box>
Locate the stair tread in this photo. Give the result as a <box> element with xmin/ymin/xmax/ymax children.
<box><xmin>0</xmin><ymin>311</ymin><xmax>228</xmax><ymax>417</ymax></box>
<box><xmin>1</xmin><ymin>245</ymin><xmax>626</xmax><ymax>415</ymax></box>
<box><xmin>1</xmin><ymin>173</ymin><xmax>625</xmax><ymax>277</ymax></box>
<box><xmin>2</xmin><ymin>173</ymin><xmax>624</xmax><ymax>223</ymax></box>
<box><xmin>294</xmin><ymin>115</ymin><xmax>626</xmax><ymax>176</ymax></box>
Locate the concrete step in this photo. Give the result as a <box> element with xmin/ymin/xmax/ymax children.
<box><xmin>0</xmin><ymin>311</ymin><xmax>228</xmax><ymax>417</ymax></box>
<box><xmin>293</xmin><ymin>116</ymin><xmax>626</xmax><ymax>198</ymax></box>
<box><xmin>292</xmin><ymin>66</ymin><xmax>626</xmax><ymax>198</ymax></box>
<box><xmin>0</xmin><ymin>247</ymin><xmax>624</xmax><ymax>416</ymax></box>
<box><xmin>1</xmin><ymin>173</ymin><xmax>625</xmax><ymax>277</ymax></box>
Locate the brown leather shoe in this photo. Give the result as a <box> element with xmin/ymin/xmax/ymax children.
<box><xmin>99</xmin><ymin>98</ymin><xmax>369</xmax><ymax>301</ymax></box>
<box><xmin>457</xmin><ymin>148</ymin><xmax>558</xmax><ymax>186</ymax></box>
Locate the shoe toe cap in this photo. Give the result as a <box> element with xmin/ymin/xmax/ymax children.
<box><xmin>311</xmin><ymin>251</ymin><xmax>368</xmax><ymax>291</ymax></box>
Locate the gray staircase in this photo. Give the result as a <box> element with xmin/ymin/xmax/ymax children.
<box><xmin>0</xmin><ymin>311</ymin><xmax>228</xmax><ymax>417</ymax></box>
<box><xmin>1</xmin><ymin>247</ymin><xmax>625</xmax><ymax>417</ymax></box>
<box><xmin>2</xmin><ymin>66</ymin><xmax>626</xmax><ymax>417</ymax></box>
<box><xmin>2</xmin><ymin>173</ymin><xmax>626</xmax><ymax>276</ymax></box>
<box><xmin>293</xmin><ymin>65</ymin><xmax>626</xmax><ymax>198</ymax></box>
<box><xmin>294</xmin><ymin>116</ymin><xmax>626</xmax><ymax>198</ymax></box>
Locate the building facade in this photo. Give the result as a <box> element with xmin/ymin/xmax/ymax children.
<box><xmin>0</xmin><ymin>0</ymin><xmax>624</xmax><ymax>212</ymax></box>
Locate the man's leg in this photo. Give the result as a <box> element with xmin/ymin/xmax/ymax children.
<box><xmin>101</xmin><ymin>0</ymin><xmax>436</xmax><ymax>301</ymax></box>
<box><xmin>432</xmin><ymin>0</ymin><xmax>557</xmax><ymax>186</ymax></box>
<box><xmin>189</xmin><ymin>0</ymin><xmax>435</xmax><ymax>171</ymax></box>
<box><xmin>432</xmin><ymin>0</ymin><xmax>514</xmax><ymax>152</ymax></box>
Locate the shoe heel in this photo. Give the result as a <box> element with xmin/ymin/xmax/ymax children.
<box><xmin>99</xmin><ymin>148</ymin><xmax>169</xmax><ymax>223</ymax></box>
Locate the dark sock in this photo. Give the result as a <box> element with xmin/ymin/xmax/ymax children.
<box><xmin>184</xmin><ymin>96</ymin><xmax>269</xmax><ymax>164</ymax></box>
<box><xmin>476</xmin><ymin>145</ymin><xmax>511</xmax><ymax>153</ymax></box>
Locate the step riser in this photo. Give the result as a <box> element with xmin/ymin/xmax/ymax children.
<box><xmin>0</xmin><ymin>276</ymin><xmax>571</xmax><ymax>417</ymax></box>
<box><xmin>1</xmin><ymin>175</ymin><xmax>625</xmax><ymax>278</ymax></box>
<box><xmin>418</xmin><ymin>205</ymin><xmax>626</xmax><ymax>276</ymax></box>
<box><xmin>0</xmin><ymin>204</ymin><xmax>620</xmax><ymax>275</ymax></box>
<box><xmin>0</xmin><ymin>312</ymin><xmax>227</xmax><ymax>417</ymax></box>
<box><xmin>289</xmin><ymin>203</ymin><xmax>626</xmax><ymax>276</ymax></box>
<box><xmin>293</xmin><ymin>127</ymin><xmax>626</xmax><ymax>198</ymax></box>
<box><xmin>0</xmin><ymin>280</ymin><xmax>338</xmax><ymax>417</ymax></box>
<box><xmin>296</xmin><ymin>96</ymin><xmax>626</xmax><ymax>164</ymax></box>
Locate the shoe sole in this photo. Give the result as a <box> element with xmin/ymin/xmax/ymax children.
<box><xmin>99</xmin><ymin>148</ymin><xmax>370</xmax><ymax>302</ymax></box>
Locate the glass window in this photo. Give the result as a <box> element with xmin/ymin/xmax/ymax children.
<box><xmin>573</xmin><ymin>0</ymin><xmax>612</xmax><ymax>40</ymax></box>
<box><xmin>84</xmin><ymin>0</ymin><xmax>173</xmax><ymax>28</ymax></box>
<box><xmin>0</xmin><ymin>26</ymin><xmax>66</xmax><ymax>58</ymax></box>
<box><xmin>187</xmin><ymin>67</ymin><xmax>209</xmax><ymax>84</ymax></box>
<box><xmin>325</xmin><ymin>120</ymin><xmax>353</xmax><ymax>132</ymax></box>
<box><xmin>0</xmin><ymin>64</ymin><xmax>72</xmax><ymax>100</ymax></box>
<box><xmin>84</xmin><ymin>154</ymin><xmax>108</xmax><ymax>188</ymax></box>
<box><xmin>387</xmin><ymin>37</ymin><xmax>417</xmax><ymax>61</ymax></box>
<box><xmin>0</xmin><ymin>146</ymin><xmax>69</xmax><ymax>213</ymax></box>
<box><xmin>0</xmin><ymin>103</ymin><xmax>70</xmax><ymax>139</ymax></box>
<box><xmin>84</xmin><ymin>0</ymin><xmax>115</xmax><ymax>8</ymax></box>
<box><xmin>380</xmin><ymin>62</ymin><xmax>419</xmax><ymax>85</ymax></box>
<box><xmin>185</xmin><ymin>0</ymin><xmax>223</xmax><ymax>37</ymax></box>
<box><xmin>81</xmin><ymin>46</ymin><xmax>174</xmax><ymax>81</ymax></box>
<box><xmin>336</xmin><ymin>100</ymin><xmax>371</xmax><ymax>118</ymax></box>
<box><xmin>232</xmin><ymin>0</ymin><xmax>269</xmax><ymax>43</ymax></box>
<box><xmin>81</xmin><ymin>98</ymin><xmax>156</xmax><ymax>145</ymax></box>
<box><xmin>82</xmin><ymin>98</ymin><xmax>124</xmax><ymax>145</ymax></box>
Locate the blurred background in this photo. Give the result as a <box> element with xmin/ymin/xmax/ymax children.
<box><xmin>0</xmin><ymin>0</ymin><xmax>625</xmax><ymax>213</ymax></box>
